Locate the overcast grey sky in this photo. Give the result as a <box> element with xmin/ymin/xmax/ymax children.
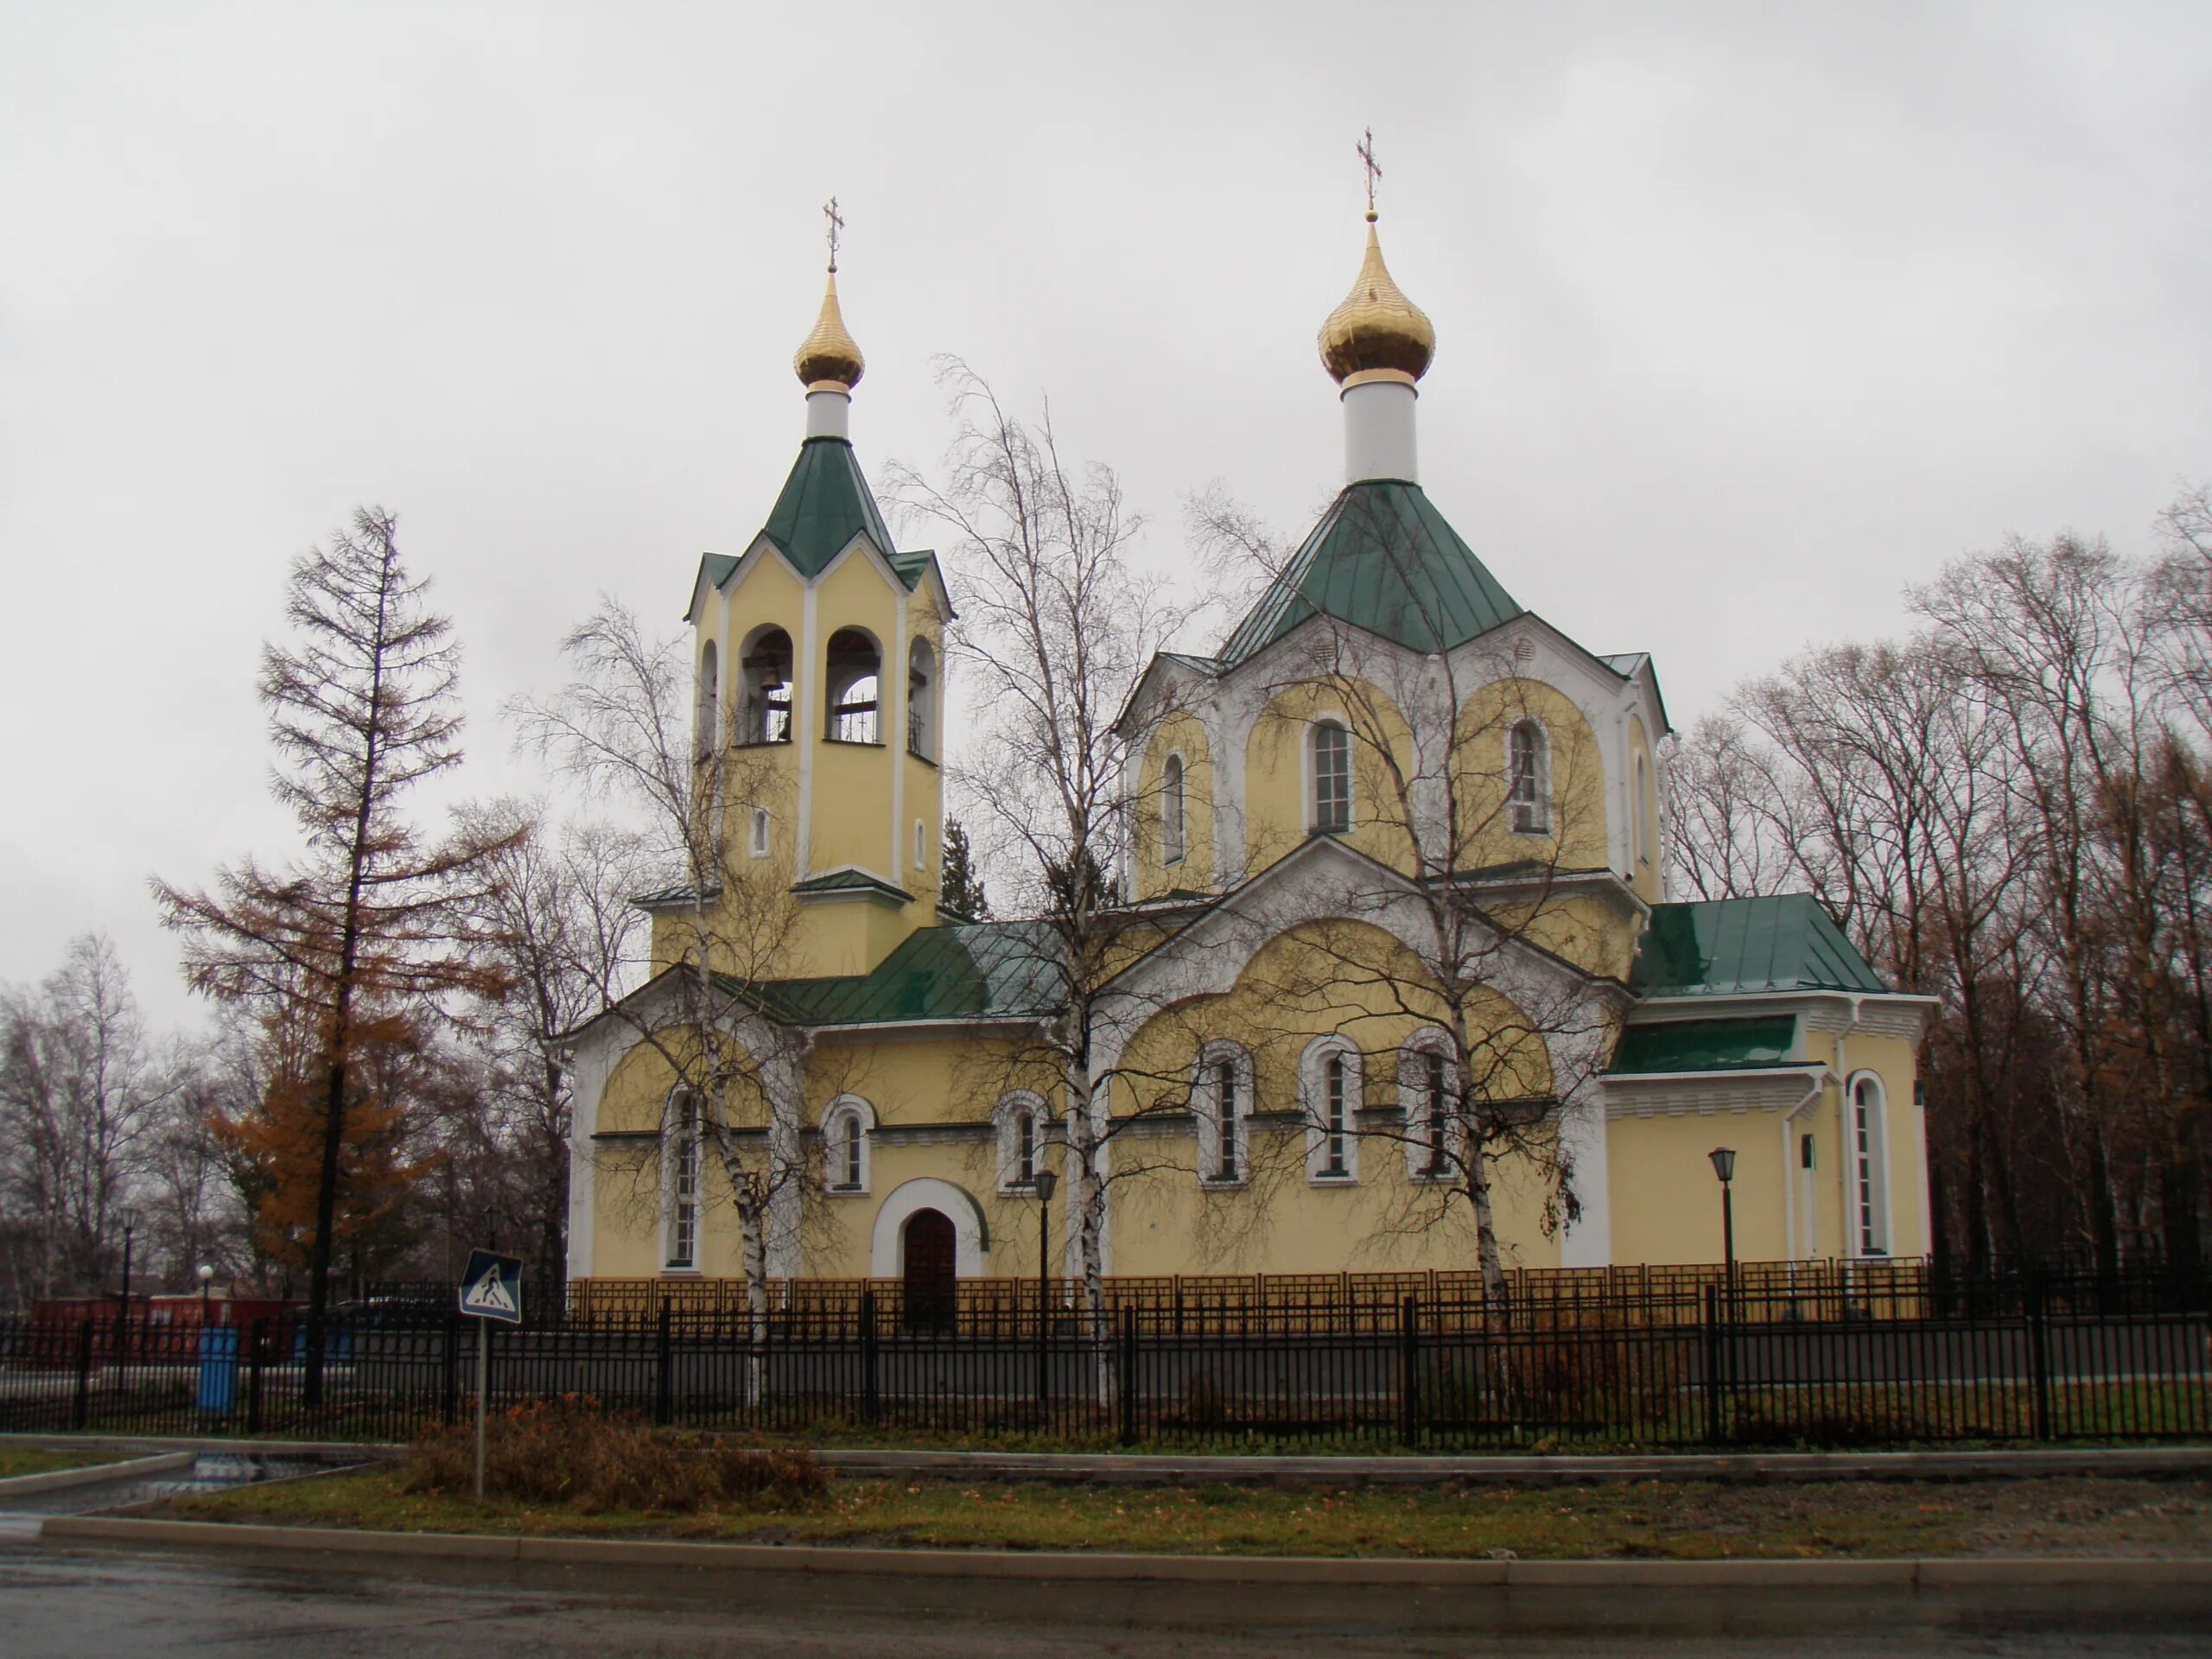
<box><xmin>3</xmin><ymin>1</ymin><xmax>2209</xmax><ymax>1027</ymax></box>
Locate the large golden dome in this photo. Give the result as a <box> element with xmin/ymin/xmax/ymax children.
<box><xmin>1318</xmin><ymin>213</ymin><xmax>1434</xmax><ymax>386</ymax></box>
<box><xmin>793</xmin><ymin>270</ymin><xmax>865</xmax><ymax>392</ymax></box>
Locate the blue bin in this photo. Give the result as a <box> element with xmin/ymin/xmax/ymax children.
<box><xmin>197</xmin><ymin>1325</ymin><xmax>239</xmax><ymax>1414</ymax></box>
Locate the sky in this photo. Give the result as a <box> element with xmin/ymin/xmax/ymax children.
<box><xmin>3</xmin><ymin>1</ymin><xmax>2209</xmax><ymax>1029</ymax></box>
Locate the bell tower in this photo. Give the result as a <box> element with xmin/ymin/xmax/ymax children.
<box><xmin>657</xmin><ymin>208</ymin><xmax>951</xmax><ymax>982</ymax></box>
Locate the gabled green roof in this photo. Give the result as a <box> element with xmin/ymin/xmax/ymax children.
<box><xmin>758</xmin><ymin>436</ymin><xmax>899</xmax><ymax>580</ymax></box>
<box><xmin>1632</xmin><ymin>895</ymin><xmax>1890</xmax><ymax>998</ymax></box>
<box><xmin>745</xmin><ymin>920</ymin><xmax>1065</xmax><ymax>1027</ymax></box>
<box><xmin>1608</xmin><ymin>1016</ymin><xmax>1797</xmax><ymax>1075</ymax></box>
<box><xmin>1218</xmin><ymin>480</ymin><xmax>1523</xmax><ymax>668</ymax></box>
<box><xmin>791</xmin><ymin>868</ymin><xmax>913</xmax><ymax>905</ymax></box>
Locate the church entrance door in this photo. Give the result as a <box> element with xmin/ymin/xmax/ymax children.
<box><xmin>902</xmin><ymin>1208</ymin><xmax>957</xmax><ymax>1331</ymax></box>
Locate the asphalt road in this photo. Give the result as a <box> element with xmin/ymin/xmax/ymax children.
<box><xmin>3</xmin><ymin>1536</ymin><xmax>2212</xmax><ymax>1657</ymax></box>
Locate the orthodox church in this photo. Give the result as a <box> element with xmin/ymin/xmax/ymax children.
<box><xmin>563</xmin><ymin>188</ymin><xmax>1934</xmax><ymax>1302</ymax></box>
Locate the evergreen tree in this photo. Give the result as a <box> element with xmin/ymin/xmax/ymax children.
<box><xmin>939</xmin><ymin>819</ymin><xmax>991</xmax><ymax>919</ymax></box>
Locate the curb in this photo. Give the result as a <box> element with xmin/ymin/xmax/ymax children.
<box><xmin>0</xmin><ymin>1433</ymin><xmax>402</xmax><ymax>1461</ymax></box>
<box><xmin>36</xmin><ymin>1515</ymin><xmax>2212</xmax><ymax>1588</ymax></box>
<box><xmin>0</xmin><ymin>1452</ymin><xmax>197</xmax><ymax>1502</ymax></box>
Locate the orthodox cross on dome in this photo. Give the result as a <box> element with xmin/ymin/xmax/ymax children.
<box><xmin>823</xmin><ymin>195</ymin><xmax>844</xmax><ymax>273</ymax></box>
<box><xmin>1356</xmin><ymin>128</ymin><xmax>1381</xmax><ymax>221</ymax></box>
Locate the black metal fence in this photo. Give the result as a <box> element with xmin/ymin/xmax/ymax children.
<box><xmin>3</xmin><ymin>1271</ymin><xmax>2207</xmax><ymax>1449</ymax></box>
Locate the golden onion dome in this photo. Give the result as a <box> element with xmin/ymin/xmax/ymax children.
<box><xmin>1318</xmin><ymin>213</ymin><xmax>1434</xmax><ymax>386</ymax></box>
<box><xmin>793</xmin><ymin>269</ymin><xmax>865</xmax><ymax>392</ymax></box>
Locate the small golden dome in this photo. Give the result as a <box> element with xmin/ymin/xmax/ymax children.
<box><xmin>793</xmin><ymin>270</ymin><xmax>865</xmax><ymax>392</ymax></box>
<box><xmin>1318</xmin><ymin>214</ymin><xmax>1434</xmax><ymax>386</ymax></box>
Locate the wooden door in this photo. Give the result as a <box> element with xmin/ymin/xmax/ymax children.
<box><xmin>903</xmin><ymin>1209</ymin><xmax>957</xmax><ymax>1332</ymax></box>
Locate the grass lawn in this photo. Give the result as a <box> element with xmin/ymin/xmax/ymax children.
<box><xmin>152</xmin><ymin>1466</ymin><xmax>2212</xmax><ymax>1560</ymax></box>
<box><xmin>0</xmin><ymin>1445</ymin><xmax>136</xmax><ymax>1481</ymax></box>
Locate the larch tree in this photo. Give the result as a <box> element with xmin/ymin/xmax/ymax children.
<box><xmin>155</xmin><ymin>507</ymin><xmax>517</xmax><ymax>1404</ymax></box>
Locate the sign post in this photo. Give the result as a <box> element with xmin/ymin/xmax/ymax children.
<box><xmin>457</xmin><ymin>1249</ymin><xmax>524</xmax><ymax>1503</ymax></box>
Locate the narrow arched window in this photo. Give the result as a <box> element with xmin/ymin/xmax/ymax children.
<box><xmin>995</xmin><ymin>1093</ymin><xmax>1050</xmax><ymax>1194</ymax></box>
<box><xmin>1303</xmin><ymin>1039</ymin><xmax>1362</xmax><ymax>1184</ymax></box>
<box><xmin>664</xmin><ymin>1090</ymin><xmax>702</xmax><ymax>1269</ymax></box>
<box><xmin>1852</xmin><ymin>1075</ymin><xmax>1891</xmax><ymax>1256</ymax></box>
<box><xmin>1312</xmin><ymin>722</ymin><xmax>1351</xmax><ymax>834</ymax></box>
<box><xmin>1635</xmin><ymin>751</ymin><xmax>1652</xmax><ymax>866</ymax></box>
<box><xmin>1216</xmin><ymin>1058</ymin><xmax>1238</xmax><ymax>1179</ymax></box>
<box><xmin>1322</xmin><ymin>1054</ymin><xmax>1349</xmax><ymax>1178</ymax></box>
<box><xmin>749</xmin><ymin>807</ymin><xmax>771</xmax><ymax>859</ymax></box>
<box><xmin>1424</xmin><ymin>1050</ymin><xmax>1449</xmax><ymax>1175</ymax></box>
<box><xmin>739</xmin><ymin>627</ymin><xmax>794</xmax><ymax>745</ymax></box>
<box><xmin>1018</xmin><ymin>1109</ymin><xmax>1037</xmax><ymax>1184</ymax></box>
<box><xmin>915</xmin><ymin>818</ymin><xmax>926</xmax><ymax>873</ymax></box>
<box><xmin>826</xmin><ymin>628</ymin><xmax>881</xmax><ymax>744</ymax></box>
<box><xmin>1197</xmin><ymin>1045</ymin><xmax>1249</xmax><ymax>1185</ymax></box>
<box><xmin>1509</xmin><ymin>721</ymin><xmax>1548</xmax><ymax>833</ymax></box>
<box><xmin>821</xmin><ymin>1097</ymin><xmax>872</xmax><ymax>1195</ymax></box>
<box><xmin>695</xmin><ymin>641</ymin><xmax>720</xmax><ymax>761</ymax></box>
<box><xmin>907</xmin><ymin>638</ymin><xmax>938</xmax><ymax>760</ymax></box>
<box><xmin>1161</xmin><ymin>753</ymin><xmax>1186</xmax><ymax>866</ymax></box>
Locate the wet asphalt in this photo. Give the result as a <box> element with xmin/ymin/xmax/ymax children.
<box><xmin>3</xmin><ymin>1462</ymin><xmax>2211</xmax><ymax>1656</ymax></box>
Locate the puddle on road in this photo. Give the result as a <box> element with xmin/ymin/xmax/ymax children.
<box><xmin>0</xmin><ymin>1452</ymin><xmax>351</xmax><ymax>1526</ymax></box>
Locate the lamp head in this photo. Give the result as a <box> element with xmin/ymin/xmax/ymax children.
<box><xmin>197</xmin><ymin>1264</ymin><xmax>215</xmax><ymax>1286</ymax></box>
<box><xmin>1708</xmin><ymin>1147</ymin><xmax>1737</xmax><ymax>1184</ymax></box>
<box><xmin>1031</xmin><ymin>1169</ymin><xmax>1058</xmax><ymax>1205</ymax></box>
<box><xmin>119</xmin><ymin>1206</ymin><xmax>138</xmax><ymax>1232</ymax></box>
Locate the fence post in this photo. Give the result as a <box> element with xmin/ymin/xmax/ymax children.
<box><xmin>1399</xmin><ymin>1294</ymin><xmax>1421</xmax><ymax>1448</ymax></box>
<box><xmin>860</xmin><ymin>1289</ymin><xmax>880</xmax><ymax>1427</ymax></box>
<box><xmin>653</xmin><ymin>1302</ymin><xmax>674</xmax><ymax>1427</ymax></box>
<box><xmin>2026</xmin><ymin>1273</ymin><xmax>2054</xmax><ymax>1442</ymax></box>
<box><xmin>1701</xmin><ymin>1285</ymin><xmax>1725</xmax><ymax>1445</ymax></box>
<box><xmin>1118</xmin><ymin>1305</ymin><xmax>1138</xmax><ymax>1446</ymax></box>
<box><xmin>71</xmin><ymin>1319</ymin><xmax>93</xmax><ymax>1431</ymax></box>
<box><xmin>246</xmin><ymin>1319</ymin><xmax>265</xmax><ymax>1436</ymax></box>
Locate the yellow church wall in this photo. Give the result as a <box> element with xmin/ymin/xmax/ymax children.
<box><xmin>1134</xmin><ymin>714</ymin><xmax>1216</xmax><ymax>900</ymax></box>
<box><xmin>1453</xmin><ymin>679</ymin><xmax>1610</xmax><ymax>876</ymax></box>
<box><xmin>1244</xmin><ymin>680</ymin><xmax>1418</xmax><ymax>874</ymax></box>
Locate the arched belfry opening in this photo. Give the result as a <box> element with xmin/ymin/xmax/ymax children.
<box><xmin>740</xmin><ymin>626</ymin><xmax>794</xmax><ymax>745</ymax></box>
<box><xmin>826</xmin><ymin>627</ymin><xmax>881</xmax><ymax>744</ymax></box>
<box><xmin>906</xmin><ymin>637</ymin><xmax>937</xmax><ymax>760</ymax></box>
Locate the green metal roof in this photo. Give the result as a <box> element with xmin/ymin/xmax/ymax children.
<box><xmin>1631</xmin><ymin>895</ymin><xmax>1891</xmax><ymax>998</ymax></box>
<box><xmin>791</xmin><ymin>868</ymin><xmax>913</xmax><ymax>905</ymax></box>
<box><xmin>1608</xmin><ymin>1016</ymin><xmax>1797</xmax><ymax>1075</ymax></box>
<box><xmin>1217</xmin><ymin>480</ymin><xmax>1523</xmax><ymax>667</ymax></box>
<box><xmin>744</xmin><ymin>919</ymin><xmax>1065</xmax><ymax>1027</ymax></box>
<box><xmin>758</xmin><ymin>437</ymin><xmax>899</xmax><ymax>580</ymax></box>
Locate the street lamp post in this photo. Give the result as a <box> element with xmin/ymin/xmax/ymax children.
<box><xmin>1031</xmin><ymin>1168</ymin><xmax>1058</xmax><ymax>1420</ymax></box>
<box><xmin>116</xmin><ymin>1207</ymin><xmax>138</xmax><ymax>1370</ymax></box>
<box><xmin>1708</xmin><ymin>1147</ymin><xmax>1738</xmax><ymax>1312</ymax></box>
<box><xmin>198</xmin><ymin>1263</ymin><xmax>216</xmax><ymax>1327</ymax></box>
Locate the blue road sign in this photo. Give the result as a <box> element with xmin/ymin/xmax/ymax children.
<box><xmin>458</xmin><ymin>1249</ymin><xmax>524</xmax><ymax>1325</ymax></box>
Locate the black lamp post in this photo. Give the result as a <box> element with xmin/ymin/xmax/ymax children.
<box><xmin>198</xmin><ymin>1263</ymin><xmax>215</xmax><ymax>1328</ymax></box>
<box><xmin>1707</xmin><ymin>1147</ymin><xmax>1737</xmax><ymax>1306</ymax></box>
<box><xmin>116</xmin><ymin>1206</ymin><xmax>138</xmax><ymax>1370</ymax></box>
<box><xmin>1031</xmin><ymin>1167</ymin><xmax>1058</xmax><ymax>1416</ymax></box>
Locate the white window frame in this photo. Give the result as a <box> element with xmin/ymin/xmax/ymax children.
<box><xmin>1848</xmin><ymin>1071</ymin><xmax>1891</xmax><ymax>1257</ymax></box>
<box><xmin>749</xmin><ymin>806</ymin><xmax>771</xmax><ymax>859</ymax></box>
<box><xmin>994</xmin><ymin>1090</ymin><xmax>1052</xmax><ymax>1195</ymax></box>
<box><xmin>1160</xmin><ymin>751</ymin><xmax>1187</xmax><ymax>866</ymax></box>
<box><xmin>1194</xmin><ymin>1041</ymin><xmax>1251</xmax><ymax>1187</ymax></box>
<box><xmin>1310</xmin><ymin>719</ymin><xmax>1352</xmax><ymax>835</ymax></box>
<box><xmin>1300</xmin><ymin>1036</ymin><xmax>1361</xmax><ymax>1184</ymax></box>
<box><xmin>1398</xmin><ymin>1031</ymin><xmax>1462</xmax><ymax>1182</ymax></box>
<box><xmin>661</xmin><ymin>1088</ymin><xmax>704</xmax><ymax>1271</ymax></box>
<box><xmin>820</xmin><ymin>1094</ymin><xmax>874</xmax><ymax>1196</ymax></box>
<box><xmin>1508</xmin><ymin>719</ymin><xmax>1549</xmax><ymax>835</ymax></box>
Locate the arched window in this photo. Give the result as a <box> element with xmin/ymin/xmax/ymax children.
<box><xmin>695</xmin><ymin>641</ymin><xmax>720</xmax><ymax>762</ymax></box>
<box><xmin>1311</xmin><ymin>721</ymin><xmax>1351</xmax><ymax>834</ymax></box>
<box><xmin>662</xmin><ymin>1090</ymin><xmax>703</xmax><ymax>1269</ymax></box>
<box><xmin>1850</xmin><ymin>1074</ymin><xmax>1891</xmax><ymax>1256</ymax></box>
<box><xmin>739</xmin><ymin>627</ymin><xmax>794</xmax><ymax>745</ymax></box>
<box><xmin>1509</xmin><ymin>720</ymin><xmax>1548</xmax><ymax>834</ymax></box>
<box><xmin>826</xmin><ymin>628</ymin><xmax>881</xmax><ymax>744</ymax></box>
<box><xmin>907</xmin><ymin>638</ymin><xmax>938</xmax><ymax>760</ymax></box>
<box><xmin>1195</xmin><ymin>1042</ymin><xmax>1250</xmax><ymax>1185</ymax></box>
<box><xmin>749</xmin><ymin>806</ymin><xmax>772</xmax><ymax>858</ymax></box>
<box><xmin>1160</xmin><ymin>753</ymin><xmax>1186</xmax><ymax>866</ymax></box>
<box><xmin>1399</xmin><ymin>1033</ymin><xmax>1459</xmax><ymax>1181</ymax></box>
<box><xmin>821</xmin><ymin>1096</ymin><xmax>873</xmax><ymax>1195</ymax></box>
<box><xmin>995</xmin><ymin>1092</ymin><xmax>1051</xmax><ymax>1194</ymax></box>
<box><xmin>1300</xmin><ymin>1037</ymin><xmax>1361</xmax><ymax>1183</ymax></box>
<box><xmin>1634</xmin><ymin>751</ymin><xmax>1652</xmax><ymax>866</ymax></box>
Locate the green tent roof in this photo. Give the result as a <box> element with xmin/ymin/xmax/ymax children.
<box><xmin>1631</xmin><ymin>895</ymin><xmax>1891</xmax><ymax>998</ymax></box>
<box><xmin>758</xmin><ymin>436</ymin><xmax>899</xmax><ymax>580</ymax></box>
<box><xmin>1608</xmin><ymin>1016</ymin><xmax>1797</xmax><ymax>1075</ymax></box>
<box><xmin>790</xmin><ymin>868</ymin><xmax>913</xmax><ymax>904</ymax></box>
<box><xmin>742</xmin><ymin>919</ymin><xmax>1065</xmax><ymax>1027</ymax></box>
<box><xmin>1217</xmin><ymin>480</ymin><xmax>1523</xmax><ymax>667</ymax></box>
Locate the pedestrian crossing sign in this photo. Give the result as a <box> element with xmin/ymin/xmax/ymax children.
<box><xmin>459</xmin><ymin>1249</ymin><xmax>524</xmax><ymax>1325</ymax></box>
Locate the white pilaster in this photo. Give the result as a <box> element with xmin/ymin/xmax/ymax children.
<box><xmin>1343</xmin><ymin>378</ymin><xmax>1419</xmax><ymax>484</ymax></box>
